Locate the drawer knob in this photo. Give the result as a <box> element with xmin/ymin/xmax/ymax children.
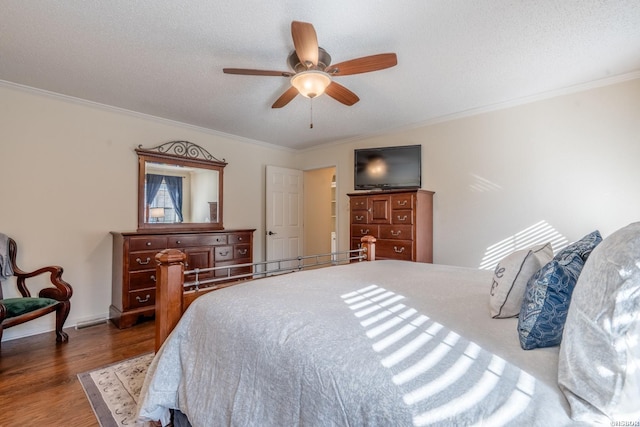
<box><xmin>391</xmin><ymin>230</ymin><xmax>402</xmax><ymax>237</ymax></box>
<box><xmin>136</xmin><ymin>294</ymin><xmax>151</xmax><ymax>303</ymax></box>
<box><xmin>146</xmin><ymin>241</ymin><xmax>151</xmax><ymax>246</ymax></box>
<box><xmin>150</xmin><ymin>275</ymin><xmax>156</xmax><ymax>282</ymax></box>
<box><xmin>238</xmin><ymin>237</ymin><xmax>243</xmax><ymax>241</ymax></box>
<box><xmin>176</xmin><ymin>240</ymin><xmax>181</xmax><ymax>244</ymax></box>
<box><xmin>136</xmin><ymin>257</ymin><xmax>151</xmax><ymax>265</ymax></box>
<box><xmin>397</xmin><ymin>215</ymin><xmax>408</xmax><ymax>221</ymax></box>
<box><xmin>360</xmin><ymin>228</ymin><xmax>370</xmax><ymax>235</ymax></box>
<box><xmin>239</xmin><ymin>249</ymin><xmax>248</xmax><ymax>255</ymax></box>
<box><xmin>393</xmin><ymin>246</ymin><xmax>406</xmax><ymax>254</ymax></box>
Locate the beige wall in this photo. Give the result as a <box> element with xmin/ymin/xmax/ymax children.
<box><xmin>297</xmin><ymin>77</ymin><xmax>640</xmax><ymax>268</ymax></box>
<box><xmin>0</xmin><ymin>83</ymin><xmax>296</xmax><ymax>340</ymax></box>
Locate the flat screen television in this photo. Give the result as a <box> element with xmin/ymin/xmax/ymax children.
<box><xmin>354</xmin><ymin>144</ymin><xmax>422</xmax><ymax>190</ymax></box>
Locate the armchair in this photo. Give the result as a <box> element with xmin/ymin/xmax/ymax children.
<box><xmin>0</xmin><ymin>237</ymin><xmax>73</xmax><ymax>346</ymax></box>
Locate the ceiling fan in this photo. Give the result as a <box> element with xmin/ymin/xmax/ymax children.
<box><xmin>223</xmin><ymin>21</ymin><xmax>398</xmax><ymax>109</ymax></box>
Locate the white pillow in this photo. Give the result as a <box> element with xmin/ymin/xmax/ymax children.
<box><xmin>558</xmin><ymin>222</ymin><xmax>640</xmax><ymax>422</ymax></box>
<box><xmin>489</xmin><ymin>243</ymin><xmax>553</xmax><ymax>318</ymax></box>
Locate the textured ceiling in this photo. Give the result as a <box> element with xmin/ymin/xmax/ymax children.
<box><xmin>2</xmin><ymin>1</ymin><xmax>639</xmax><ymax>150</ymax></box>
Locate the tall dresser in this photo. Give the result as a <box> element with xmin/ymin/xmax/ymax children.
<box><xmin>111</xmin><ymin>229</ymin><xmax>254</xmax><ymax>328</ymax></box>
<box><xmin>348</xmin><ymin>189</ymin><xmax>434</xmax><ymax>263</ymax></box>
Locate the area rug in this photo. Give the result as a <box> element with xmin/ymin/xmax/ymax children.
<box><xmin>78</xmin><ymin>352</ymin><xmax>155</xmax><ymax>427</ymax></box>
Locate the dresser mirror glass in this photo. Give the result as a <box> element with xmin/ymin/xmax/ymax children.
<box><xmin>136</xmin><ymin>141</ymin><xmax>226</xmax><ymax>231</ymax></box>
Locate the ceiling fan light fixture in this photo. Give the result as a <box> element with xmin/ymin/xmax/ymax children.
<box><xmin>291</xmin><ymin>70</ymin><xmax>331</xmax><ymax>98</ymax></box>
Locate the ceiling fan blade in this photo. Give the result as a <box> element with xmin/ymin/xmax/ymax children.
<box><xmin>272</xmin><ymin>86</ymin><xmax>299</xmax><ymax>108</ymax></box>
<box><xmin>325</xmin><ymin>82</ymin><xmax>360</xmax><ymax>106</ymax></box>
<box><xmin>223</xmin><ymin>68</ymin><xmax>293</xmax><ymax>77</ymax></box>
<box><xmin>291</xmin><ymin>21</ymin><xmax>319</xmax><ymax>67</ymax></box>
<box><xmin>326</xmin><ymin>53</ymin><xmax>397</xmax><ymax>76</ymax></box>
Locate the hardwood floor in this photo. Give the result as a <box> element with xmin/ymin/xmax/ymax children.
<box><xmin>0</xmin><ymin>320</ymin><xmax>155</xmax><ymax>426</ymax></box>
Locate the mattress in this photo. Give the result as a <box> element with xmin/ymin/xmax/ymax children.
<box><xmin>137</xmin><ymin>260</ymin><xmax>577</xmax><ymax>426</ymax></box>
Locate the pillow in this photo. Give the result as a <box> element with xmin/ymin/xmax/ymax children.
<box><xmin>517</xmin><ymin>251</ymin><xmax>584</xmax><ymax>350</ymax></box>
<box><xmin>558</xmin><ymin>222</ymin><xmax>640</xmax><ymax>422</ymax></box>
<box><xmin>554</xmin><ymin>229</ymin><xmax>602</xmax><ymax>263</ymax></box>
<box><xmin>489</xmin><ymin>243</ymin><xmax>553</xmax><ymax>318</ymax></box>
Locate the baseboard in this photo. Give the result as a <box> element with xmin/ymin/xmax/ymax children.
<box><xmin>75</xmin><ymin>317</ymin><xmax>109</xmax><ymax>329</ymax></box>
<box><xmin>1</xmin><ymin>312</ymin><xmax>110</xmax><ymax>342</ymax></box>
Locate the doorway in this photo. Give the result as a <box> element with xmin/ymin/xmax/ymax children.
<box><xmin>303</xmin><ymin>167</ymin><xmax>337</xmax><ymax>258</ymax></box>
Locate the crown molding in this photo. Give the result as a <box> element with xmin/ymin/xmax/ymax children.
<box><xmin>302</xmin><ymin>70</ymin><xmax>640</xmax><ymax>153</ymax></box>
<box><xmin>0</xmin><ymin>79</ymin><xmax>295</xmax><ymax>153</ymax></box>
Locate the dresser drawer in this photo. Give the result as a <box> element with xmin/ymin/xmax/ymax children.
<box><xmin>350</xmin><ymin>197</ymin><xmax>368</xmax><ymax>210</ymax></box>
<box><xmin>379</xmin><ymin>225</ymin><xmax>414</xmax><ymax>240</ymax></box>
<box><xmin>129</xmin><ymin>236</ymin><xmax>167</xmax><ymax>251</ymax></box>
<box><xmin>214</xmin><ymin>245</ymin><xmax>234</xmax><ymax>261</ymax></box>
<box><xmin>377</xmin><ymin>240</ymin><xmax>414</xmax><ymax>261</ymax></box>
<box><xmin>234</xmin><ymin>244</ymin><xmax>251</xmax><ymax>259</ymax></box>
<box><xmin>351</xmin><ymin>224</ymin><xmax>378</xmax><ymax>238</ymax></box>
<box><xmin>391</xmin><ymin>209</ymin><xmax>413</xmax><ymax>224</ymax></box>
<box><xmin>128</xmin><ymin>250</ymin><xmax>159</xmax><ymax>271</ymax></box>
<box><xmin>229</xmin><ymin>233</ymin><xmax>251</xmax><ymax>244</ymax></box>
<box><xmin>391</xmin><ymin>194</ymin><xmax>414</xmax><ymax>210</ymax></box>
<box><xmin>128</xmin><ymin>270</ymin><xmax>157</xmax><ymax>291</ymax></box>
<box><xmin>351</xmin><ymin>211</ymin><xmax>368</xmax><ymax>224</ymax></box>
<box><xmin>127</xmin><ymin>289</ymin><xmax>155</xmax><ymax>309</ymax></box>
<box><xmin>168</xmin><ymin>234</ymin><xmax>228</xmax><ymax>248</ymax></box>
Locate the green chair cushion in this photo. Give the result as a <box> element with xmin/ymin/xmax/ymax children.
<box><xmin>1</xmin><ymin>297</ymin><xmax>58</xmax><ymax>318</ymax></box>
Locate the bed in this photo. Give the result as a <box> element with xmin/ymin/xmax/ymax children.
<box><xmin>137</xmin><ymin>223</ymin><xmax>640</xmax><ymax>426</ymax></box>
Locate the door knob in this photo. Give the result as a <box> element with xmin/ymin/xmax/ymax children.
<box><xmin>268</xmin><ymin>231</ymin><xmax>277</xmax><ymax>235</ymax></box>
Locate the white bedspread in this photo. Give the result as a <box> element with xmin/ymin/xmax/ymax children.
<box><xmin>137</xmin><ymin>260</ymin><xmax>579</xmax><ymax>426</ymax></box>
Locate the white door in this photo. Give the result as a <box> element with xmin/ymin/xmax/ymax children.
<box><xmin>266</xmin><ymin>165</ymin><xmax>303</xmax><ymax>270</ymax></box>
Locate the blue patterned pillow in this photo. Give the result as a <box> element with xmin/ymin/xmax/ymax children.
<box><xmin>555</xmin><ymin>230</ymin><xmax>602</xmax><ymax>263</ymax></box>
<box><xmin>517</xmin><ymin>252</ymin><xmax>584</xmax><ymax>350</ymax></box>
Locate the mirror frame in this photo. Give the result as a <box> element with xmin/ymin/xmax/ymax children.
<box><xmin>136</xmin><ymin>141</ymin><xmax>227</xmax><ymax>232</ymax></box>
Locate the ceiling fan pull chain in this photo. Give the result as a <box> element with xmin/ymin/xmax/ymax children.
<box><xmin>309</xmin><ymin>98</ymin><xmax>314</xmax><ymax>129</ymax></box>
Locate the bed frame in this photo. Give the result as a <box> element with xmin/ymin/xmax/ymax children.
<box><xmin>153</xmin><ymin>235</ymin><xmax>377</xmax><ymax>350</ymax></box>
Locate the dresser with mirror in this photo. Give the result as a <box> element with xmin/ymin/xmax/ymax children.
<box><xmin>110</xmin><ymin>141</ymin><xmax>255</xmax><ymax>328</ymax></box>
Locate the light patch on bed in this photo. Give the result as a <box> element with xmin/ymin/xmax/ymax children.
<box><xmin>412</xmin><ymin>357</ymin><xmax>506</xmax><ymax>425</ymax></box>
<box><xmin>367</xmin><ymin>309</ymin><xmax>416</xmax><ymax>338</ymax></box>
<box><xmin>381</xmin><ymin>326</ymin><xmax>439</xmax><ymax>368</ymax></box>
<box><xmin>342</xmin><ymin>285</ymin><xmax>405</xmax><ymax>318</ymax></box>
<box><xmin>343</xmin><ymin>287</ymin><xmax>537</xmax><ymax>426</ymax></box>
<box><xmin>392</xmin><ymin>334</ymin><xmax>460</xmax><ymax>385</ymax></box>
<box><xmin>359</xmin><ymin>304</ymin><xmax>406</xmax><ymax>326</ymax></box>
<box><xmin>373</xmin><ymin>314</ymin><xmax>427</xmax><ymax>352</ymax></box>
<box><xmin>367</xmin><ymin>316</ymin><xmax>405</xmax><ymax>338</ymax></box>
<box><xmin>403</xmin><ymin>342</ymin><xmax>481</xmax><ymax>404</ymax></box>
<box><xmin>342</xmin><ymin>287</ymin><xmax>387</xmax><ymax>304</ymax></box>
<box><xmin>340</xmin><ymin>284</ymin><xmax>378</xmax><ymax>298</ymax></box>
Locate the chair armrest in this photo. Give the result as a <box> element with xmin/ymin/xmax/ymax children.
<box><xmin>13</xmin><ymin>266</ymin><xmax>73</xmax><ymax>302</ymax></box>
<box><xmin>8</xmin><ymin>238</ymin><xmax>73</xmax><ymax>301</ymax></box>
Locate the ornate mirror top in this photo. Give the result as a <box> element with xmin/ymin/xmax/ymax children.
<box><xmin>136</xmin><ymin>140</ymin><xmax>226</xmax><ymax>165</ymax></box>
